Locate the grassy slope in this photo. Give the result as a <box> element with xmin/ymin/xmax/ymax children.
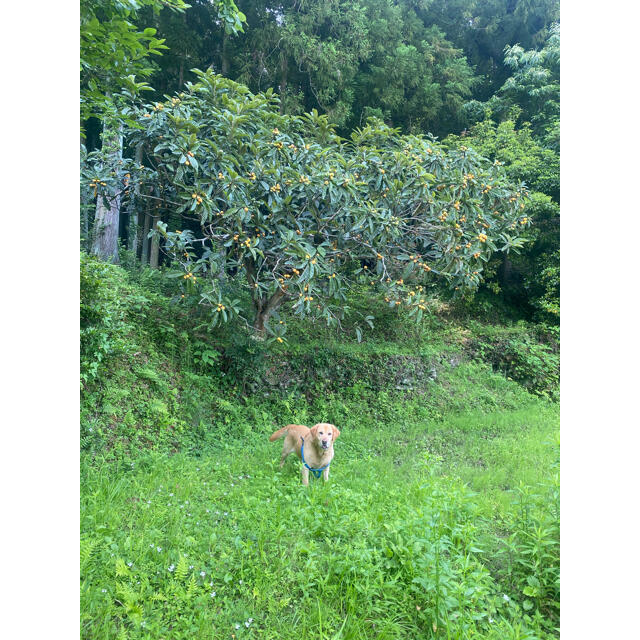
<box><xmin>80</xmin><ymin>263</ymin><xmax>559</xmax><ymax>640</ymax></box>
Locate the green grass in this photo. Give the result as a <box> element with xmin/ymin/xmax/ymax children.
<box><xmin>81</xmin><ymin>260</ymin><xmax>560</xmax><ymax>639</ymax></box>
<box><xmin>81</xmin><ymin>395</ymin><xmax>558</xmax><ymax>640</ymax></box>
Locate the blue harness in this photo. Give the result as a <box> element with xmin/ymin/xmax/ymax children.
<box><xmin>300</xmin><ymin>438</ymin><xmax>331</xmax><ymax>479</ymax></box>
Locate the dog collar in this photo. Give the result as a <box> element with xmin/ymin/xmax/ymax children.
<box><xmin>300</xmin><ymin>438</ymin><xmax>331</xmax><ymax>479</ymax></box>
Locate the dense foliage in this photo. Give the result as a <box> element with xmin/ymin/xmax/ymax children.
<box><xmin>141</xmin><ymin>0</ymin><xmax>559</xmax><ymax>135</ymax></box>
<box><xmin>87</xmin><ymin>70</ymin><xmax>531</xmax><ymax>336</ymax></box>
<box><xmin>81</xmin><ymin>0</ymin><xmax>560</xmax><ymax>325</ymax></box>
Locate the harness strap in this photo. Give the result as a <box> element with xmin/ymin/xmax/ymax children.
<box><xmin>300</xmin><ymin>438</ymin><xmax>330</xmax><ymax>479</ymax></box>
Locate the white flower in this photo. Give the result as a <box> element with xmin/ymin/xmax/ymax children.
<box><xmin>157</xmin><ymin>547</ymin><xmax>162</xmax><ymax>552</ymax></box>
<box><xmin>200</xmin><ymin>571</ymin><xmax>206</xmax><ymax>577</ymax></box>
<box><xmin>169</xmin><ymin>493</ymin><xmax>174</xmax><ymax>497</ymax></box>
<box><xmin>239</xmin><ymin>580</ymin><xmax>243</xmax><ymax>585</ymax></box>
<box><xmin>245</xmin><ymin>621</ymin><xmax>250</xmax><ymax>628</ymax></box>
<box><xmin>127</xmin><ymin>562</ymin><xmax>133</xmax><ymax>567</ymax></box>
<box><xmin>101</xmin><ymin>589</ymin><xmax>107</xmax><ymax>593</ymax></box>
<box><xmin>235</xmin><ymin>624</ymin><xmax>241</xmax><ymax>630</ymax></box>
<box><xmin>168</xmin><ymin>565</ymin><xmax>175</xmax><ymax>572</ymax></box>
<box><xmin>211</xmin><ymin>591</ymin><xmax>216</xmax><ymax>597</ymax></box>
<box><xmin>189</xmin><ymin>565</ymin><xmax>194</xmax><ymax>569</ymax></box>
<box><xmin>503</xmin><ymin>594</ymin><xmax>510</xmax><ymax>602</ymax></box>
<box><xmin>489</xmin><ymin>617</ymin><xmax>495</xmax><ymax>623</ymax></box>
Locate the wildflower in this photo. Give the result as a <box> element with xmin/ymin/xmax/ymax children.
<box><xmin>503</xmin><ymin>594</ymin><xmax>510</xmax><ymax>602</ymax></box>
<box><xmin>101</xmin><ymin>589</ymin><xmax>107</xmax><ymax>593</ymax></box>
<box><xmin>168</xmin><ymin>565</ymin><xmax>175</xmax><ymax>572</ymax></box>
<box><xmin>127</xmin><ymin>562</ymin><xmax>133</xmax><ymax>567</ymax></box>
<box><xmin>235</xmin><ymin>624</ymin><xmax>241</xmax><ymax>630</ymax></box>
<box><xmin>157</xmin><ymin>547</ymin><xmax>162</xmax><ymax>552</ymax></box>
<box><xmin>211</xmin><ymin>591</ymin><xmax>216</xmax><ymax>597</ymax></box>
<box><xmin>200</xmin><ymin>571</ymin><xmax>206</xmax><ymax>577</ymax></box>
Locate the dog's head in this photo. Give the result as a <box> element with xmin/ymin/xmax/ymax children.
<box><xmin>309</xmin><ymin>423</ymin><xmax>340</xmax><ymax>451</ymax></box>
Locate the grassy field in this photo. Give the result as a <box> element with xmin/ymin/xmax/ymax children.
<box><xmin>80</xmin><ymin>260</ymin><xmax>559</xmax><ymax>639</ymax></box>
<box><xmin>81</xmin><ymin>393</ymin><xmax>558</xmax><ymax>640</ymax></box>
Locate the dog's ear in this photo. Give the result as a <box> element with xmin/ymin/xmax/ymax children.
<box><xmin>331</xmin><ymin>426</ymin><xmax>340</xmax><ymax>440</ymax></box>
<box><xmin>310</xmin><ymin>424</ymin><xmax>319</xmax><ymax>438</ymax></box>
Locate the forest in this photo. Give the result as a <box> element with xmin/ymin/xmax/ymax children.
<box><xmin>80</xmin><ymin>1</ymin><xmax>560</xmax><ymax>638</ymax></box>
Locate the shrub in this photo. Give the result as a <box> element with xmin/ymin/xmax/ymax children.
<box><xmin>80</xmin><ymin>253</ymin><xmax>129</xmax><ymax>387</ymax></box>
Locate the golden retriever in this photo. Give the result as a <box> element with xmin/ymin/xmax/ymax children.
<box><xmin>269</xmin><ymin>423</ymin><xmax>340</xmax><ymax>485</ymax></box>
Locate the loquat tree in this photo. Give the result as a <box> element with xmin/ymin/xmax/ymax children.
<box><xmin>84</xmin><ymin>71</ymin><xmax>531</xmax><ymax>340</ymax></box>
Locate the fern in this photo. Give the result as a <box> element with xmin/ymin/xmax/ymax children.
<box><xmin>116</xmin><ymin>626</ymin><xmax>128</xmax><ymax>640</ymax></box>
<box><xmin>175</xmin><ymin>554</ymin><xmax>189</xmax><ymax>581</ymax></box>
<box><xmin>117</xmin><ymin>582</ymin><xmax>138</xmax><ymax>607</ymax></box>
<box><xmin>186</xmin><ymin>574</ymin><xmax>198</xmax><ymax>599</ymax></box>
<box><xmin>115</xmin><ymin>558</ymin><xmax>131</xmax><ymax>578</ymax></box>
<box><xmin>80</xmin><ymin>538</ymin><xmax>97</xmax><ymax>572</ymax></box>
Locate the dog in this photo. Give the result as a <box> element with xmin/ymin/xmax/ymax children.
<box><xmin>269</xmin><ymin>423</ymin><xmax>340</xmax><ymax>485</ymax></box>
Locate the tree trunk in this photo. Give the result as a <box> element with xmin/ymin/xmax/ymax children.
<box><xmin>90</xmin><ymin>119</ymin><xmax>123</xmax><ymax>263</ymax></box>
<box><xmin>252</xmin><ymin>288</ymin><xmax>287</xmax><ymax>334</ymax></box>
<box><xmin>149</xmin><ymin>214</ymin><xmax>161</xmax><ymax>268</ymax></box>
<box><xmin>128</xmin><ymin>143</ymin><xmax>144</xmax><ymax>255</ymax></box>
<box><xmin>245</xmin><ymin>257</ymin><xmax>288</xmax><ymax>334</ymax></box>
<box><xmin>140</xmin><ymin>208</ymin><xmax>151</xmax><ymax>264</ymax></box>
<box><xmin>221</xmin><ymin>31</ymin><xmax>230</xmax><ymax>76</ymax></box>
<box><xmin>279</xmin><ymin>52</ymin><xmax>288</xmax><ymax>114</ymax></box>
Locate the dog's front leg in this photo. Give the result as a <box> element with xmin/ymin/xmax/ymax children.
<box><xmin>301</xmin><ymin>466</ymin><xmax>310</xmax><ymax>486</ymax></box>
<box><xmin>322</xmin><ymin>466</ymin><xmax>330</xmax><ymax>482</ymax></box>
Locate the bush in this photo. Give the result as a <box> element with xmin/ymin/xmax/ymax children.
<box><xmin>468</xmin><ymin>323</ymin><xmax>559</xmax><ymax>400</ymax></box>
<box><xmin>80</xmin><ymin>253</ymin><xmax>129</xmax><ymax>387</ymax></box>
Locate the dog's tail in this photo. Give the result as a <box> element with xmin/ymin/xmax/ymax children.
<box><xmin>269</xmin><ymin>425</ymin><xmax>289</xmax><ymax>442</ymax></box>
